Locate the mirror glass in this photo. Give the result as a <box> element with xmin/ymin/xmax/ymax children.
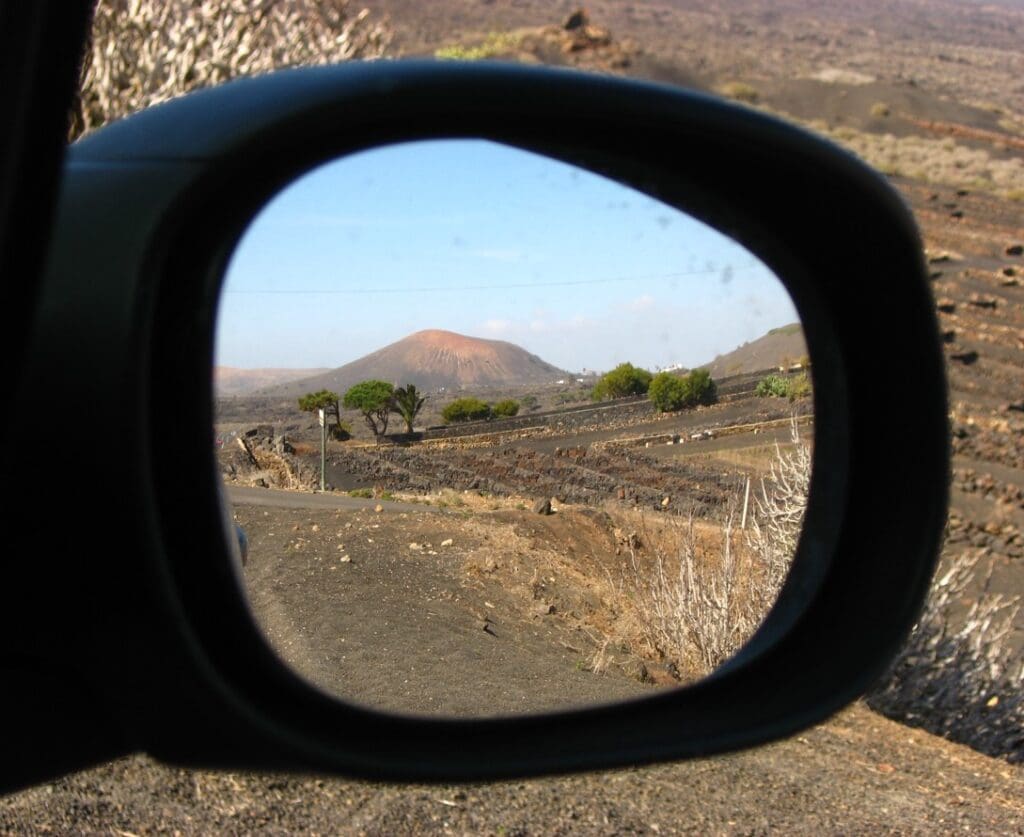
<box><xmin>214</xmin><ymin>140</ymin><xmax>814</xmax><ymax>717</ymax></box>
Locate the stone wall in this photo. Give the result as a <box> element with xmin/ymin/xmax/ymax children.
<box><xmin>420</xmin><ymin>395</ymin><xmax>652</xmax><ymax>440</ymax></box>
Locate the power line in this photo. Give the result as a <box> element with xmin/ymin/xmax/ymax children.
<box><xmin>221</xmin><ymin>262</ymin><xmax>764</xmax><ymax>295</ymax></box>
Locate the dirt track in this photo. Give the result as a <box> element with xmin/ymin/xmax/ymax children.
<box><xmin>3</xmin><ymin>703</ymin><xmax>1021</xmax><ymax>834</ymax></box>
<box><xmin>237</xmin><ymin>501</ymin><xmax>655</xmax><ymax>716</ymax></box>
<box><xmin>9</xmin><ymin>488</ymin><xmax>1022</xmax><ymax>833</ymax></box>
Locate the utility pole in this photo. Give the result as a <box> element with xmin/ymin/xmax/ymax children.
<box><xmin>318</xmin><ymin>408</ymin><xmax>326</xmax><ymax>492</ymax></box>
<box><xmin>741</xmin><ymin>476</ymin><xmax>751</xmax><ymax>530</ymax></box>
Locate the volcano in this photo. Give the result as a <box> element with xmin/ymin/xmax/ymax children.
<box><xmin>260</xmin><ymin>329</ymin><xmax>570</xmax><ymax>397</ymax></box>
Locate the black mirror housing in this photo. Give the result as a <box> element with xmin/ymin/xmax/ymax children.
<box><xmin>4</xmin><ymin>61</ymin><xmax>947</xmax><ymax>790</ymax></box>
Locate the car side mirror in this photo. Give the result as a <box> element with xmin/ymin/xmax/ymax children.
<box><xmin>15</xmin><ymin>61</ymin><xmax>947</xmax><ymax>788</ymax></box>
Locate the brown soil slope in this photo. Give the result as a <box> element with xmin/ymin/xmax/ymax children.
<box><xmin>702</xmin><ymin>323</ymin><xmax>807</xmax><ymax>377</ymax></box>
<box><xmin>378</xmin><ymin>0</ymin><xmax>1024</xmax><ymax>117</ymax></box>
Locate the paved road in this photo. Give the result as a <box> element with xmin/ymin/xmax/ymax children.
<box><xmin>226</xmin><ymin>484</ymin><xmax>423</xmax><ymax>512</ymax></box>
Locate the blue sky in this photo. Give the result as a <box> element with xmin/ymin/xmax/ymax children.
<box><xmin>216</xmin><ymin>140</ymin><xmax>799</xmax><ymax>373</ymax></box>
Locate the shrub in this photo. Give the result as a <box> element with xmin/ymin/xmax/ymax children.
<box><xmin>737</xmin><ymin>420</ymin><xmax>1023</xmax><ymax>763</ymax></box>
<box><xmin>623</xmin><ymin>421</ymin><xmax>808</xmax><ymax>677</ymax></box>
<box><xmin>434</xmin><ymin>44</ymin><xmax>490</xmax><ymax>60</ymax></box>
<box><xmin>592</xmin><ymin>363</ymin><xmax>653</xmax><ymax>401</ymax></box>
<box><xmin>787</xmin><ymin>372</ymin><xmax>812</xmax><ymax>400</ymax></box>
<box><xmin>491</xmin><ymin>399</ymin><xmax>520</xmax><ymax>418</ymax></box>
<box><xmin>622</xmin><ymin>408</ymin><xmax>1024</xmax><ymax>761</ymax></box>
<box><xmin>442</xmin><ymin>397</ymin><xmax>491</xmax><ymax>423</ymax></box>
<box><xmin>329</xmin><ymin>421</ymin><xmax>352</xmax><ymax>441</ymax></box>
<box><xmin>76</xmin><ymin>0</ymin><xmax>390</xmax><ymax>139</ymax></box>
<box><xmin>634</xmin><ymin>412</ymin><xmax>1024</xmax><ymax>763</ymax></box>
<box><xmin>718</xmin><ymin>81</ymin><xmax>758</xmax><ymax>103</ymax></box>
<box><xmin>649</xmin><ymin>370</ymin><xmax>717</xmax><ymax>412</ymax></box>
<box><xmin>755</xmin><ymin>374</ymin><xmax>791</xmax><ymax>398</ymax></box>
<box><xmin>746</xmin><ymin>421</ymin><xmax>812</xmax><ymax>587</ymax></box>
<box><xmin>756</xmin><ymin>373</ymin><xmax>812</xmax><ymax>401</ymax></box>
<box><xmin>434</xmin><ymin>31</ymin><xmax>521</xmax><ymax>61</ymax></box>
<box><xmin>808</xmin><ymin>120</ymin><xmax>1024</xmax><ymax>199</ymax></box>
<box><xmin>681</xmin><ymin>368</ymin><xmax>717</xmax><ymax>406</ymax></box>
<box><xmin>868</xmin><ymin>552</ymin><xmax>1023</xmax><ymax>763</ymax></box>
<box><xmin>649</xmin><ymin>372</ymin><xmax>689</xmax><ymax>412</ymax></box>
<box><xmin>556</xmin><ymin>390</ymin><xmax>589</xmax><ymax>405</ymax></box>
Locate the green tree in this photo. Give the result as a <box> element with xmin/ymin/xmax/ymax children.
<box><xmin>343</xmin><ymin>380</ymin><xmax>395</xmax><ymax>439</ymax></box>
<box><xmin>591</xmin><ymin>363</ymin><xmax>653</xmax><ymax>401</ymax></box>
<box><xmin>491</xmin><ymin>399</ymin><xmax>520</xmax><ymax>418</ymax></box>
<box><xmin>680</xmin><ymin>368</ymin><xmax>717</xmax><ymax>406</ymax></box>
<box><xmin>391</xmin><ymin>384</ymin><xmax>427</xmax><ymax>433</ymax></box>
<box><xmin>648</xmin><ymin>372</ymin><xmax>689</xmax><ymax>412</ymax></box>
<box><xmin>298</xmin><ymin>389</ymin><xmax>341</xmax><ymax>429</ymax></box>
<box><xmin>649</xmin><ymin>370</ymin><xmax>718</xmax><ymax>412</ymax></box>
<box><xmin>442</xmin><ymin>397</ymin><xmax>492</xmax><ymax>423</ymax></box>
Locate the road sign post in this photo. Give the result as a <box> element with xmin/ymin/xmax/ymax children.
<box><xmin>318</xmin><ymin>408</ymin><xmax>326</xmax><ymax>492</ymax></box>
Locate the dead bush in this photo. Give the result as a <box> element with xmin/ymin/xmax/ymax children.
<box><xmin>672</xmin><ymin>415</ymin><xmax>1024</xmax><ymax>763</ymax></box>
<box><xmin>74</xmin><ymin>0</ymin><xmax>391</xmax><ymax>138</ymax></box>
<box><xmin>622</xmin><ymin>420</ymin><xmax>809</xmax><ymax>679</ymax></box>
<box><xmin>806</xmin><ymin>118</ymin><xmax>1024</xmax><ymax>198</ymax></box>
<box><xmin>745</xmin><ymin>419</ymin><xmax>811</xmax><ymax>593</ymax></box>
<box><xmin>624</xmin><ymin>412</ymin><xmax>1024</xmax><ymax>763</ymax></box>
<box><xmin>626</xmin><ymin>514</ymin><xmax>752</xmax><ymax>675</ymax></box>
<box><xmin>868</xmin><ymin>550</ymin><xmax>1023</xmax><ymax>763</ymax></box>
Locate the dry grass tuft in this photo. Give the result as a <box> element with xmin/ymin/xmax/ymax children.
<box><xmin>717</xmin><ymin>80</ymin><xmax>760</xmax><ymax>104</ymax></box>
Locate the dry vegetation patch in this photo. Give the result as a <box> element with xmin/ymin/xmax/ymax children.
<box><xmin>809</xmin><ymin>120</ymin><xmax>1024</xmax><ymax>198</ymax></box>
<box><xmin>75</xmin><ymin>0</ymin><xmax>390</xmax><ymax>138</ymax></box>
<box><xmin>869</xmin><ymin>548</ymin><xmax>1024</xmax><ymax>764</ymax></box>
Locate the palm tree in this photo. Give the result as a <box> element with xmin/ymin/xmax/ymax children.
<box><xmin>391</xmin><ymin>384</ymin><xmax>427</xmax><ymax>434</ymax></box>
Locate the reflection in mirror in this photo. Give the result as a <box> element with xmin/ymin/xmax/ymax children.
<box><xmin>214</xmin><ymin>140</ymin><xmax>813</xmax><ymax>717</ymax></box>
